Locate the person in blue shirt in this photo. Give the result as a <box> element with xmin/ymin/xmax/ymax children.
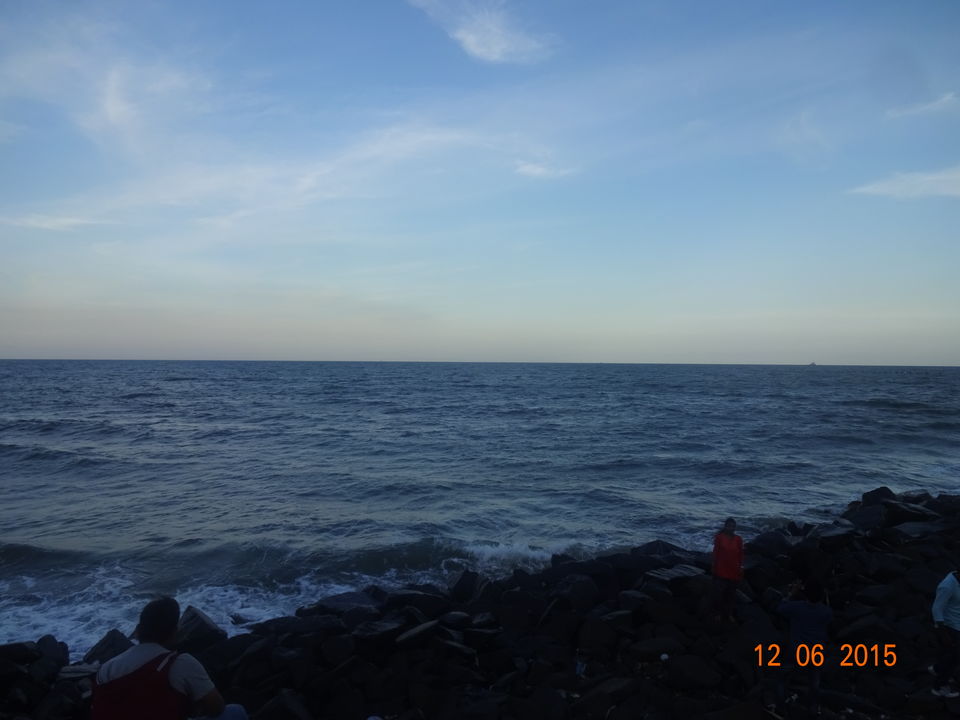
<box><xmin>931</xmin><ymin>570</ymin><xmax>960</xmax><ymax>698</ymax></box>
<box><xmin>775</xmin><ymin>579</ymin><xmax>832</xmax><ymax>715</ymax></box>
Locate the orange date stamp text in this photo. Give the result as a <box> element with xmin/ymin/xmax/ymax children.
<box><xmin>754</xmin><ymin>643</ymin><xmax>897</xmax><ymax>668</ymax></box>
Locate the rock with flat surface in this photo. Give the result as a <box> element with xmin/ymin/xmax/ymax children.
<box><xmin>882</xmin><ymin>498</ymin><xmax>941</xmax><ymax>525</ymax></box>
<box><xmin>862</xmin><ymin>486</ymin><xmax>896</xmax><ymax>506</ymax></box>
<box><xmin>550</xmin><ymin>574</ymin><xmax>600</xmax><ymax>612</ymax></box>
<box><xmin>82</xmin><ymin>630</ymin><xmax>132</xmax><ymax>665</ymax></box>
<box><xmin>843</xmin><ymin>503</ymin><xmax>887</xmax><ymax>531</ymax></box>
<box><xmin>176</xmin><ymin>606</ymin><xmax>226</xmax><ymax>654</ymax></box>
<box><xmin>351</xmin><ymin>617</ymin><xmax>407</xmax><ymax>646</ymax></box>
<box><xmin>746</xmin><ymin>530</ymin><xmax>795</xmax><ymax>558</ymax></box>
<box><xmin>249</xmin><ymin>614</ymin><xmax>344</xmax><ymax>638</ymax></box>
<box><xmin>0</xmin><ymin>641</ymin><xmax>41</xmax><ymax>664</ymax></box>
<box><xmin>295</xmin><ymin>590</ymin><xmax>381</xmax><ymax>617</ymax></box>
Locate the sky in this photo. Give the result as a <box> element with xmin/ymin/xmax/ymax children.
<box><xmin>1</xmin><ymin>0</ymin><xmax>958</xmax><ymax>364</ymax></box>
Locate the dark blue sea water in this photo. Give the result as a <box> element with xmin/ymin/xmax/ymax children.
<box><xmin>2</xmin><ymin>361</ymin><xmax>958</xmax><ymax>658</ymax></box>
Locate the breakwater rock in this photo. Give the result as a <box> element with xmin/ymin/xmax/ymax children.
<box><xmin>3</xmin><ymin>487</ymin><xmax>960</xmax><ymax>720</ymax></box>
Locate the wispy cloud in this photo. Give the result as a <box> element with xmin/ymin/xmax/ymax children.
<box><xmin>0</xmin><ymin>16</ymin><xmax>213</xmax><ymax>158</ymax></box>
<box><xmin>5</xmin><ymin>122</ymin><xmax>497</xmax><ymax>236</ymax></box>
<box><xmin>851</xmin><ymin>164</ymin><xmax>960</xmax><ymax>199</ymax></box>
<box><xmin>409</xmin><ymin>0</ymin><xmax>552</xmax><ymax>64</ymax></box>
<box><xmin>886</xmin><ymin>91</ymin><xmax>958</xmax><ymax>118</ymax></box>
<box><xmin>0</xmin><ymin>214</ymin><xmax>110</xmax><ymax>231</ymax></box>
<box><xmin>514</xmin><ymin>160</ymin><xmax>572</xmax><ymax>178</ymax></box>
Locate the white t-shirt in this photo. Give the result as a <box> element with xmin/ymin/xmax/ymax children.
<box><xmin>96</xmin><ymin>643</ymin><xmax>215</xmax><ymax>702</ymax></box>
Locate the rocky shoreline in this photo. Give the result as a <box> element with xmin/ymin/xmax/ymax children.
<box><xmin>3</xmin><ymin>487</ymin><xmax>960</xmax><ymax>720</ymax></box>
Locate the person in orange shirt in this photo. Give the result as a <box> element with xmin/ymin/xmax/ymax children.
<box><xmin>711</xmin><ymin>517</ymin><xmax>743</xmax><ymax>622</ymax></box>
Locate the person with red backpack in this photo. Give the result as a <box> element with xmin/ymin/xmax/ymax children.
<box><xmin>92</xmin><ymin>597</ymin><xmax>247</xmax><ymax>720</ymax></box>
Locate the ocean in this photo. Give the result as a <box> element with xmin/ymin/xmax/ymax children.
<box><xmin>1</xmin><ymin>360</ymin><xmax>958</xmax><ymax>659</ymax></box>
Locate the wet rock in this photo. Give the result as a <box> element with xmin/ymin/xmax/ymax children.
<box><xmin>746</xmin><ymin>530</ymin><xmax>794</xmax><ymax>558</ymax></box>
<box><xmin>551</xmin><ymin>574</ymin><xmax>600</xmax><ymax>612</ymax></box>
<box><xmin>855</xmin><ymin>584</ymin><xmax>895</xmax><ymax>605</ymax></box>
<box><xmin>295</xmin><ymin>590</ymin><xmax>381</xmax><ymax>617</ymax></box>
<box><xmin>395</xmin><ymin>620</ymin><xmax>439</xmax><ymax>647</ymax></box>
<box><xmin>617</xmin><ymin>590</ymin><xmax>651</xmax><ymax>611</ymax></box>
<box><xmin>269</xmin><ymin>647</ymin><xmax>315</xmax><ymax>690</ymax></box>
<box><xmin>450</xmin><ymin>570</ymin><xmax>481</xmax><ymax>604</ymax></box>
<box><xmin>457</xmin><ymin>689</ymin><xmax>507</xmax><ymax>720</ymax></box>
<box><xmin>0</xmin><ymin>641</ymin><xmax>41</xmax><ymax>665</ymax></box>
<box><xmin>866</xmin><ymin>551</ymin><xmax>908</xmax><ymax>582</ymax></box>
<box><xmin>927</xmin><ymin>493</ymin><xmax>960</xmax><ymax>516</ymax></box>
<box><xmin>439</xmin><ymin>611</ymin><xmax>470</xmax><ymax>629</ymax></box>
<box><xmin>466</xmin><ymin>578</ymin><xmax>505</xmax><ymax>612</ymax></box>
<box><xmin>542</xmin><ymin>559</ymin><xmax>614</xmax><ymax>586</ymax></box>
<box><xmin>196</xmin><ymin>633</ymin><xmax>262</xmax><ymax>687</ymax></box>
<box><xmin>470</xmin><ymin>611</ymin><xmax>498</xmax><ymax>628</ymax></box>
<box><xmin>495</xmin><ymin>603</ymin><xmax>531</xmax><ymax>633</ymax></box>
<box><xmin>902</xmin><ymin>688</ymin><xmax>944</xmax><ymax>715</ymax></box>
<box><xmin>571</xmin><ymin>677</ymin><xmax>638</xmax><ymax>718</ymax></box>
<box><xmin>899</xmin><ymin>489</ymin><xmax>933</xmax><ymax>505</ymax></box>
<box><xmin>843</xmin><ymin>503</ymin><xmax>887</xmax><ymax>531</ymax></box>
<box><xmin>809</xmin><ymin>520</ymin><xmax>858</xmax><ymax>548</ymax></box>
<box><xmin>36</xmin><ymin>636</ymin><xmax>68</xmax><ymax>669</ymax></box>
<box><xmin>633</xmin><ymin>539</ymin><xmax>687</xmax><ymax>557</ymax></box>
<box><xmin>743</xmin><ymin>555</ymin><xmax>785</xmax><ymax>595</ymax></box>
<box><xmin>701</xmin><ymin>702</ymin><xmax>780</xmax><ymax>720</ymax></box>
<box><xmin>576</xmin><ymin>617</ymin><xmax>619</xmax><ymax>656</ymax></box>
<box><xmin>176</xmin><ymin>605</ymin><xmax>227</xmax><ymax>655</ymax></box>
<box><xmin>341</xmin><ymin>605</ymin><xmax>380</xmax><ymax>630</ymax></box>
<box><xmin>29</xmin><ymin>655</ymin><xmax>62</xmax><ymax>685</ymax></box>
<box><xmin>250</xmin><ymin>614</ymin><xmax>344</xmax><ymax>638</ymax></box>
<box><xmin>351</xmin><ymin>617</ymin><xmax>407</xmax><ymax>647</ymax></box>
<box><xmin>82</xmin><ymin>629</ymin><xmax>132</xmax><ymax>665</ymax></box>
<box><xmin>643</xmin><ymin>564</ymin><xmax>704</xmax><ymax>590</ymax></box>
<box><xmin>255</xmin><ymin>687</ymin><xmax>314</xmax><ymax>720</ymax></box>
<box><xmin>836</xmin><ymin>613</ymin><xmax>894</xmax><ymax>642</ymax></box>
<box><xmin>882</xmin><ymin>498</ymin><xmax>941</xmax><ymax>525</ymax></box>
<box><xmin>0</xmin><ymin>656</ymin><xmax>28</xmax><ymax>684</ymax></box>
<box><xmin>57</xmin><ymin>663</ymin><xmax>98</xmax><ymax>681</ymax></box>
<box><xmin>638</xmin><ymin>597</ymin><xmax>694</xmax><ymax>627</ymax></box>
<box><xmin>862</xmin><ymin>486</ymin><xmax>896</xmax><ymax>506</ymax></box>
<box><xmin>606</xmin><ymin>694</ymin><xmax>651</xmax><ymax>720</ymax></box>
<box><xmin>907</xmin><ymin>565</ymin><xmax>946</xmax><ymax>595</ymax></box>
<box><xmin>461</xmin><ymin>627</ymin><xmax>500</xmax><ymax>651</ymax></box>
<box><xmin>319</xmin><ymin>634</ymin><xmax>354</xmax><ymax>666</ymax></box>
<box><xmin>31</xmin><ymin>687</ymin><xmax>74</xmax><ymax>720</ymax></box>
<box><xmin>435</xmin><ymin>639</ymin><xmax>478</xmax><ymax>666</ymax></box>
<box><xmin>507</xmin><ymin>567</ymin><xmax>542</xmax><ymax>592</ymax></box>
<box><xmin>385</xmin><ymin>590</ymin><xmax>450</xmax><ymax>618</ymax></box>
<box><xmin>889</xmin><ymin>519</ymin><xmax>949</xmax><ymax>540</ymax></box>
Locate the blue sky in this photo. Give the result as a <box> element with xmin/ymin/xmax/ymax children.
<box><xmin>1</xmin><ymin>0</ymin><xmax>958</xmax><ymax>363</ymax></box>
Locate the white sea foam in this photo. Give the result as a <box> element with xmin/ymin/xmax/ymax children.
<box><xmin>0</xmin><ymin>564</ymin><xmax>359</xmax><ymax>661</ymax></box>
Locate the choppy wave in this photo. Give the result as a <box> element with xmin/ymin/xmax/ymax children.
<box><xmin>0</xmin><ymin>536</ymin><xmax>595</xmax><ymax>659</ymax></box>
<box><xmin>2</xmin><ymin>360</ymin><xmax>958</xmax><ymax>658</ymax></box>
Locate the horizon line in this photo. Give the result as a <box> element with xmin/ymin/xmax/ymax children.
<box><xmin>1</xmin><ymin>357</ymin><xmax>958</xmax><ymax>368</ymax></box>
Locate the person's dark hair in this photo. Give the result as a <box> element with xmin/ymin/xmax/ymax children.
<box><xmin>723</xmin><ymin>517</ymin><xmax>736</xmax><ymax>528</ymax></box>
<box><xmin>137</xmin><ymin>596</ymin><xmax>180</xmax><ymax>644</ymax></box>
<box><xmin>802</xmin><ymin>580</ymin><xmax>824</xmax><ymax>603</ymax></box>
